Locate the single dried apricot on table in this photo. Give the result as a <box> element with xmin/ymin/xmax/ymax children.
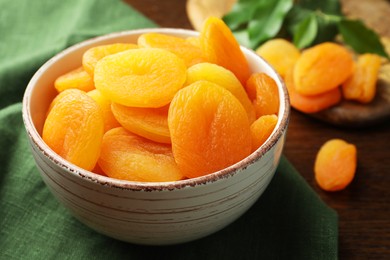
<box><xmin>342</xmin><ymin>53</ymin><xmax>382</xmax><ymax>104</ymax></box>
<box><xmin>138</xmin><ymin>33</ymin><xmax>205</xmax><ymax>67</ymax></box>
<box><xmin>54</xmin><ymin>67</ymin><xmax>95</xmax><ymax>93</ymax></box>
<box><xmin>186</xmin><ymin>62</ymin><xmax>255</xmax><ymax>122</ymax></box>
<box><xmin>200</xmin><ymin>16</ymin><xmax>251</xmax><ymax>85</ymax></box>
<box><xmin>245</xmin><ymin>73</ymin><xmax>279</xmax><ymax>118</ymax></box>
<box><xmin>42</xmin><ymin>89</ymin><xmax>104</xmax><ymax>171</ymax></box>
<box><xmin>256</xmin><ymin>38</ymin><xmax>300</xmax><ymax>79</ymax></box>
<box><xmin>98</xmin><ymin>127</ymin><xmax>183</xmax><ymax>182</ymax></box>
<box><xmin>250</xmin><ymin>114</ymin><xmax>278</xmax><ymax>152</ymax></box>
<box><xmin>94</xmin><ymin>48</ymin><xmax>187</xmax><ymax>108</ymax></box>
<box><xmin>285</xmin><ymin>67</ymin><xmax>342</xmax><ymax>113</ymax></box>
<box><xmin>314</xmin><ymin>139</ymin><xmax>357</xmax><ymax>192</ymax></box>
<box><xmin>111</xmin><ymin>103</ymin><xmax>170</xmax><ymax>144</ymax></box>
<box><xmin>87</xmin><ymin>89</ymin><xmax>120</xmax><ymax>132</ymax></box>
<box><xmin>168</xmin><ymin>80</ymin><xmax>252</xmax><ymax>178</ymax></box>
<box><xmin>82</xmin><ymin>43</ymin><xmax>138</xmax><ymax>76</ymax></box>
<box><xmin>294</xmin><ymin>42</ymin><xmax>354</xmax><ymax>96</ymax></box>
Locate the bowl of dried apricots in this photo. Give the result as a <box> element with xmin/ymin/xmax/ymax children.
<box><xmin>22</xmin><ymin>17</ymin><xmax>289</xmax><ymax>245</ymax></box>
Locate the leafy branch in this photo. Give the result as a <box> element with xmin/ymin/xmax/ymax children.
<box><xmin>222</xmin><ymin>0</ymin><xmax>389</xmax><ymax>59</ymax></box>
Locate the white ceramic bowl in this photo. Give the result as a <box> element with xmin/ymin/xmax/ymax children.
<box><xmin>22</xmin><ymin>28</ymin><xmax>290</xmax><ymax>245</ymax></box>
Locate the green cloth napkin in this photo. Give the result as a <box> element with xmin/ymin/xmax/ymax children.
<box><xmin>0</xmin><ymin>0</ymin><xmax>338</xmax><ymax>259</ymax></box>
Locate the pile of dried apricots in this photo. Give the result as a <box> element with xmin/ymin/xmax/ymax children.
<box><xmin>42</xmin><ymin>17</ymin><xmax>280</xmax><ymax>182</ymax></box>
<box><xmin>256</xmin><ymin>38</ymin><xmax>382</xmax><ymax>114</ymax></box>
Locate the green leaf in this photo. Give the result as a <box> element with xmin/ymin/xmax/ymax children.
<box><xmin>338</xmin><ymin>19</ymin><xmax>390</xmax><ymax>59</ymax></box>
<box><xmin>247</xmin><ymin>0</ymin><xmax>293</xmax><ymax>48</ymax></box>
<box><xmin>295</xmin><ymin>0</ymin><xmax>342</xmax><ymax>15</ymax></box>
<box><xmin>293</xmin><ymin>13</ymin><xmax>318</xmax><ymax>48</ymax></box>
<box><xmin>223</xmin><ymin>0</ymin><xmax>258</xmax><ymax>30</ymax></box>
<box><xmin>232</xmin><ymin>29</ymin><xmax>252</xmax><ymax>48</ymax></box>
<box><xmin>311</xmin><ymin>11</ymin><xmax>340</xmax><ymax>45</ymax></box>
<box><xmin>286</xmin><ymin>6</ymin><xmax>341</xmax><ymax>46</ymax></box>
<box><xmin>284</xmin><ymin>5</ymin><xmax>313</xmax><ymax>35</ymax></box>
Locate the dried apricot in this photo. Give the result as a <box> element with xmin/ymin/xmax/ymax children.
<box><xmin>294</xmin><ymin>42</ymin><xmax>354</xmax><ymax>95</ymax></box>
<box><xmin>200</xmin><ymin>17</ymin><xmax>251</xmax><ymax>85</ymax></box>
<box><xmin>250</xmin><ymin>114</ymin><xmax>278</xmax><ymax>152</ymax></box>
<box><xmin>256</xmin><ymin>38</ymin><xmax>300</xmax><ymax>79</ymax></box>
<box><xmin>111</xmin><ymin>103</ymin><xmax>170</xmax><ymax>144</ymax></box>
<box><xmin>285</xmin><ymin>68</ymin><xmax>342</xmax><ymax>113</ymax></box>
<box><xmin>54</xmin><ymin>67</ymin><xmax>95</xmax><ymax>93</ymax></box>
<box><xmin>245</xmin><ymin>73</ymin><xmax>279</xmax><ymax>118</ymax></box>
<box><xmin>87</xmin><ymin>89</ymin><xmax>120</xmax><ymax>132</ymax></box>
<box><xmin>186</xmin><ymin>62</ymin><xmax>255</xmax><ymax>122</ymax></box>
<box><xmin>314</xmin><ymin>139</ymin><xmax>357</xmax><ymax>192</ymax></box>
<box><xmin>42</xmin><ymin>89</ymin><xmax>104</xmax><ymax>171</ymax></box>
<box><xmin>342</xmin><ymin>53</ymin><xmax>382</xmax><ymax>103</ymax></box>
<box><xmin>94</xmin><ymin>48</ymin><xmax>187</xmax><ymax>108</ymax></box>
<box><xmin>91</xmin><ymin>163</ymin><xmax>107</xmax><ymax>176</ymax></box>
<box><xmin>82</xmin><ymin>43</ymin><xmax>138</xmax><ymax>76</ymax></box>
<box><xmin>138</xmin><ymin>33</ymin><xmax>205</xmax><ymax>67</ymax></box>
<box><xmin>98</xmin><ymin>127</ymin><xmax>183</xmax><ymax>182</ymax></box>
<box><xmin>168</xmin><ymin>80</ymin><xmax>251</xmax><ymax>178</ymax></box>
<box><xmin>186</xmin><ymin>36</ymin><xmax>201</xmax><ymax>48</ymax></box>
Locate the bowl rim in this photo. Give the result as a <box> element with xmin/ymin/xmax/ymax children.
<box><xmin>22</xmin><ymin>28</ymin><xmax>290</xmax><ymax>191</ymax></box>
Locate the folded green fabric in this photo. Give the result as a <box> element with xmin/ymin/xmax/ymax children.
<box><xmin>0</xmin><ymin>0</ymin><xmax>338</xmax><ymax>259</ymax></box>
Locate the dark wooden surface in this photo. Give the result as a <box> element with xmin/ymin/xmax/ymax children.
<box><xmin>125</xmin><ymin>1</ymin><xmax>390</xmax><ymax>258</ymax></box>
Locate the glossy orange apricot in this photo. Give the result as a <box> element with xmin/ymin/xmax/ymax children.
<box><xmin>245</xmin><ymin>73</ymin><xmax>279</xmax><ymax>118</ymax></box>
<box><xmin>94</xmin><ymin>48</ymin><xmax>187</xmax><ymax>107</ymax></box>
<box><xmin>42</xmin><ymin>89</ymin><xmax>104</xmax><ymax>171</ymax></box>
<box><xmin>168</xmin><ymin>80</ymin><xmax>252</xmax><ymax>178</ymax></box>
<box><xmin>250</xmin><ymin>114</ymin><xmax>278</xmax><ymax>152</ymax></box>
<box><xmin>256</xmin><ymin>38</ymin><xmax>301</xmax><ymax>79</ymax></box>
<box><xmin>285</xmin><ymin>68</ymin><xmax>342</xmax><ymax>113</ymax></box>
<box><xmin>294</xmin><ymin>42</ymin><xmax>354</xmax><ymax>95</ymax></box>
<box><xmin>87</xmin><ymin>89</ymin><xmax>120</xmax><ymax>132</ymax></box>
<box><xmin>200</xmin><ymin>16</ymin><xmax>251</xmax><ymax>85</ymax></box>
<box><xmin>315</xmin><ymin>139</ymin><xmax>357</xmax><ymax>192</ymax></box>
<box><xmin>138</xmin><ymin>33</ymin><xmax>205</xmax><ymax>67</ymax></box>
<box><xmin>185</xmin><ymin>62</ymin><xmax>256</xmax><ymax>123</ymax></box>
<box><xmin>98</xmin><ymin>127</ymin><xmax>184</xmax><ymax>182</ymax></box>
<box><xmin>82</xmin><ymin>43</ymin><xmax>138</xmax><ymax>76</ymax></box>
<box><xmin>342</xmin><ymin>53</ymin><xmax>382</xmax><ymax>103</ymax></box>
<box><xmin>54</xmin><ymin>67</ymin><xmax>95</xmax><ymax>92</ymax></box>
<box><xmin>111</xmin><ymin>103</ymin><xmax>170</xmax><ymax>144</ymax></box>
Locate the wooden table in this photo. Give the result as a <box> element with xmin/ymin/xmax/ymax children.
<box><xmin>125</xmin><ymin>1</ymin><xmax>390</xmax><ymax>258</ymax></box>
